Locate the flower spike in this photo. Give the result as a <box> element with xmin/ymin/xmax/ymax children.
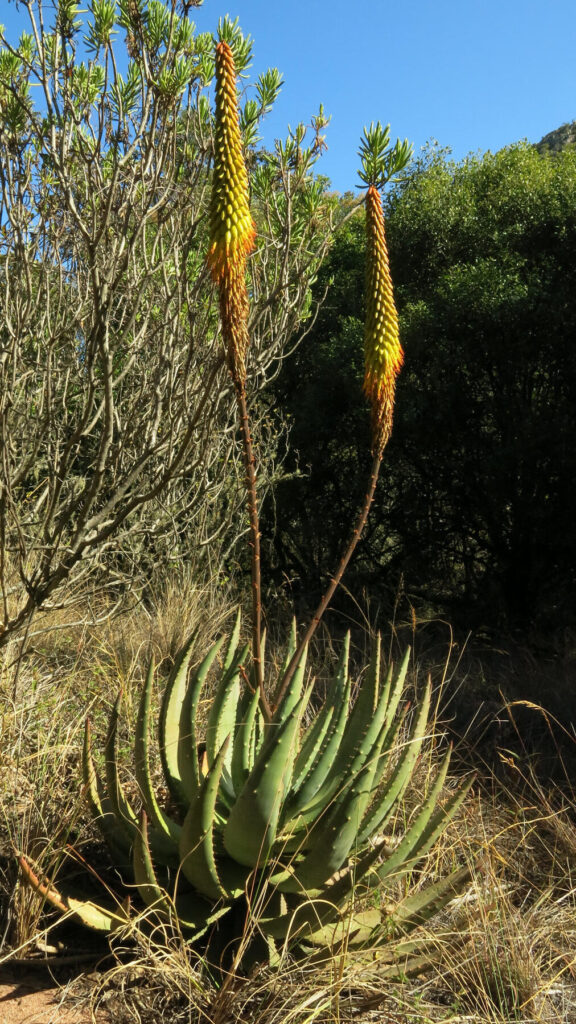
<box><xmin>207</xmin><ymin>40</ymin><xmax>256</xmax><ymax>386</ymax></box>
<box><xmin>363</xmin><ymin>184</ymin><xmax>403</xmax><ymax>454</ymax></box>
<box><xmin>207</xmin><ymin>41</ymin><xmax>256</xmax><ymax>282</ymax></box>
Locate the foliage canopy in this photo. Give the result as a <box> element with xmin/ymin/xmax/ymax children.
<box><xmin>265</xmin><ymin>142</ymin><xmax>576</xmax><ymax>637</ymax></box>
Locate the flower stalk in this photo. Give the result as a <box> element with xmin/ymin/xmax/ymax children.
<box><xmin>207</xmin><ymin>40</ymin><xmax>269</xmax><ymax>716</ymax></box>
<box><xmin>273</xmin><ymin>174</ymin><xmax>403</xmax><ymax>710</ymax></box>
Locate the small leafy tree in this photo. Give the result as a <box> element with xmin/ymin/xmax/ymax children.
<box><xmin>0</xmin><ymin>0</ymin><xmax>339</xmax><ymax>648</ymax></box>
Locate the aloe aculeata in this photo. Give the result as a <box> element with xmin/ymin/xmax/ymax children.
<box><xmin>20</xmin><ymin>613</ymin><xmax>472</xmax><ymax>957</ymax></box>
<box><xmin>18</xmin><ymin>34</ymin><xmax>474</xmax><ymax>967</ymax></box>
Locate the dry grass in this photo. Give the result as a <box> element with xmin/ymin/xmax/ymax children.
<box><xmin>2</xmin><ymin>594</ymin><xmax>576</xmax><ymax>1023</ymax></box>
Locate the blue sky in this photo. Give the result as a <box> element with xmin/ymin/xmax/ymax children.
<box><xmin>2</xmin><ymin>0</ymin><xmax>575</xmax><ymax>192</ymax></box>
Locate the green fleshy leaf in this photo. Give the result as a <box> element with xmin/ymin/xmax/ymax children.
<box><xmin>180</xmin><ymin>736</ymin><xmax>246</xmax><ymax>900</ymax></box>
<box><xmin>389</xmin><ymin>862</ymin><xmax>474</xmax><ymax>935</ymax></box>
<box><xmin>284</xmin><ymin>635</ymin><xmax>351</xmax><ymax>817</ymax></box>
<box><xmin>224</xmin><ymin>698</ymin><xmax>304</xmax><ymax>867</ymax></box>
<box><xmin>135</xmin><ymin>657</ymin><xmax>182</xmax><ymax>846</ymax></box>
<box><xmin>158</xmin><ymin>633</ymin><xmax>198</xmax><ymax>806</ymax></box>
<box><xmin>177</xmin><ymin>636</ymin><xmax>226</xmax><ymax>802</ymax></box>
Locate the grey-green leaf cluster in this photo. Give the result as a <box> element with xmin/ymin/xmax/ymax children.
<box><xmin>216</xmin><ymin>15</ymin><xmax>253</xmax><ymax>75</ymax></box>
<box><xmin>240</xmin><ymin>68</ymin><xmax>283</xmax><ymax>149</ymax></box>
<box><xmin>358</xmin><ymin>121</ymin><xmax>413</xmax><ymax>189</ymax></box>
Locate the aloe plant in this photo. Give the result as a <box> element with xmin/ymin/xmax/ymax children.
<box><xmin>20</xmin><ymin>613</ymin><xmax>472</xmax><ymax>960</ymax></box>
<box><xmin>18</xmin><ymin>34</ymin><xmax>475</xmax><ymax>969</ymax></box>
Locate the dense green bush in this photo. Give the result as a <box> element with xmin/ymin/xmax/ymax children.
<box><xmin>265</xmin><ymin>143</ymin><xmax>576</xmax><ymax>637</ymax></box>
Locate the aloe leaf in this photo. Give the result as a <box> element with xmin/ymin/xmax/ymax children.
<box><xmin>289</xmin><ymin>704</ymin><xmax>334</xmax><ymax>797</ymax></box>
<box><xmin>378</xmin><ymin>648</ymin><xmax>411</xmax><ymax>752</ymax></box>
<box><xmin>83</xmin><ymin>719</ymin><xmax>132</xmax><ymax>860</ymax></box>
<box><xmin>372</xmin><ymin>746</ymin><xmax>449</xmax><ymax>869</ymax></box>
<box><xmin>284</xmin><ymin>675</ymin><xmax>416</xmax><ymax>859</ymax></box>
<box><xmin>158</xmin><ymin>633</ymin><xmax>197</xmax><ymax>807</ymax></box>
<box><xmin>306</xmin><ymin>931</ymin><xmax>446</xmax><ymax>975</ymax></box>
<box><xmin>327</xmin><ymin>640</ymin><xmax>403</xmax><ymax>783</ymax></box>
<box><xmin>206</xmin><ymin>642</ymin><xmax>250</xmax><ymax>812</ymax></box>
<box><xmin>223</xmin><ymin>608</ymin><xmax>242</xmax><ymax>672</ymax></box>
<box><xmin>66</xmin><ymin>896</ymin><xmax>129</xmax><ymax>932</ymax></box>
<box><xmin>389</xmin><ymin>862</ymin><xmax>474</xmax><ymax>935</ymax></box>
<box><xmin>319</xmin><ymin>631</ymin><xmax>351</xmax><ymax>719</ymax></box>
<box><xmin>365</xmin><ymin>634</ymin><xmax>382</xmax><ymax>707</ymax></box>
<box><xmin>289</xmin><ymin>665</ymin><xmax>394</xmax><ymax>830</ymax></box>
<box><xmin>357</xmin><ymin>679</ymin><xmax>432</xmax><ymax>839</ymax></box>
<box><xmin>83</xmin><ymin>718</ymin><xmax>106</xmax><ymax>818</ymax></box>
<box><xmin>378</xmin><ymin>773</ymin><xmax>474</xmax><ymax>881</ymax></box>
<box><xmin>281</xmin><ymin>618</ymin><xmax>298</xmax><ymax>673</ymax></box>
<box><xmin>271</xmin><ymin>831</ymin><xmax>390</xmax><ymax>902</ymax></box>
<box><xmin>18</xmin><ymin>855</ymin><xmax>129</xmax><ymax>933</ymax></box>
<box><xmin>137</xmin><ymin>813</ymin><xmax>233</xmax><ymax>940</ymax></box>
<box><xmin>205</xmin><ymin>644</ymin><xmax>247</xmax><ymax>770</ymax></box>
<box><xmin>367</xmin><ymin>708</ymin><xmax>405</xmax><ymax>784</ymax></box>
<box><xmin>262</xmin><ymin>897</ymin><xmax>381</xmax><ymax>945</ymax></box>
<box><xmin>304</xmin><ymin>907</ymin><xmax>382</xmax><ymax>947</ymax></box>
<box><xmin>288</xmin><ymin>635</ymin><xmax>352</xmax><ymax>794</ymax></box>
<box><xmin>131</xmin><ymin>811</ymin><xmax>200</xmax><ymax>932</ymax></box>
<box><xmin>135</xmin><ymin>657</ymin><xmax>182</xmax><ymax>846</ymax></box>
<box><xmin>249</xmin><ymin>702</ymin><xmax>265</xmax><ymax>769</ymax></box>
<box><xmin>258</xmin><ymin>895</ymin><xmax>326</xmax><ymax>942</ymax></box>
<box><xmin>282</xmin><ymin>753</ymin><xmax>381</xmax><ymax>893</ymax></box>
<box><xmin>177</xmin><ymin>636</ymin><xmax>226</xmax><ymax>803</ymax></box>
<box><xmin>100</xmin><ymin>700</ymin><xmax>177</xmax><ymax>866</ymax></box>
<box><xmin>201</xmin><ymin>611</ymin><xmax>243</xmax><ymax>792</ymax></box>
<box><xmin>346</xmin><ymin>656</ymin><xmax>406</xmax><ymax>782</ymax></box>
<box><xmin>230</xmin><ymin>685</ymin><xmax>261</xmax><ymax>794</ymax></box>
<box><xmin>339</xmin><ymin>633</ymin><xmax>382</xmax><ymax>747</ymax></box>
<box><xmin>272</xmin><ymin>642</ymin><xmax>308</xmax><ymax>725</ymax></box>
<box><xmin>223</xmin><ymin>698</ymin><xmax>304</xmax><ymax>867</ymax></box>
<box><xmin>377</xmin><ymin>661</ymin><xmax>394</xmax><ymax>719</ymax></box>
<box><xmin>262</xmin><ymin>858</ymin><xmax>386</xmax><ymax>944</ymax></box>
<box><xmin>105</xmin><ymin>697</ymin><xmax>139</xmax><ymax>838</ymax></box>
<box><xmin>284</xmin><ymin>637</ymin><xmax>352</xmax><ymax>816</ymax></box>
<box><xmin>366</xmin><ymin>744</ymin><xmax>450</xmax><ymax>852</ymax></box>
<box><xmin>289</xmin><ymin>640</ymin><xmax>402</xmax><ymax>823</ymax></box>
<box><xmin>370</xmin><ymin>932</ymin><xmax>448</xmax><ymax>966</ymax></box>
<box><xmin>180</xmin><ymin>736</ymin><xmax>246</xmax><ymax>899</ymax></box>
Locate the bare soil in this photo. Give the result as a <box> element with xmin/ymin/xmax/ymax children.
<box><xmin>0</xmin><ymin>964</ymin><xmax>109</xmax><ymax>1024</ymax></box>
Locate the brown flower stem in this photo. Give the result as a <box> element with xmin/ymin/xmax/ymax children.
<box><xmin>272</xmin><ymin>451</ymin><xmax>383</xmax><ymax>712</ymax></box>
<box><xmin>235</xmin><ymin>381</ymin><xmax>272</xmax><ymax>722</ymax></box>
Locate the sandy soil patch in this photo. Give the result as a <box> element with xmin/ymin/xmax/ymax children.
<box><xmin>0</xmin><ymin>964</ymin><xmax>109</xmax><ymax>1024</ymax></box>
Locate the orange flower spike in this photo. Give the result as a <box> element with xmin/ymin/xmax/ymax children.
<box><xmin>363</xmin><ymin>184</ymin><xmax>403</xmax><ymax>455</ymax></box>
<box><xmin>207</xmin><ymin>41</ymin><xmax>256</xmax><ymax>284</ymax></box>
